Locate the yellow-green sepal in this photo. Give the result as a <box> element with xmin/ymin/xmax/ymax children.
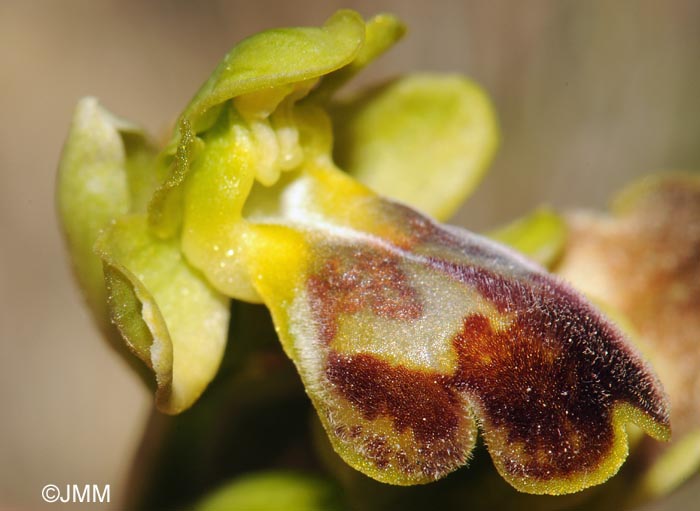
<box><xmin>332</xmin><ymin>74</ymin><xmax>499</xmax><ymax>221</ymax></box>
<box><xmin>96</xmin><ymin>215</ymin><xmax>229</xmax><ymax>414</ymax></box>
<box><xmin>56</xmin><ymin>97</ymin><xmax>159</xmax><ymax>327</ymax></box>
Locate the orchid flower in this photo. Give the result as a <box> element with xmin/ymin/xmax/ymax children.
<box><xmin>57</xmin><ymin>10</ymin><xmax>670</xmax><ymax>497</ymax></box>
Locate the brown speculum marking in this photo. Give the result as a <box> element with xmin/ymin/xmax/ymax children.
<box><xmin>308</xmin><ymin>229</ymin><xmax>669</xmax><ymax>486</ymax></box>
<box><xmin>307</xmin><ymin>246</ymin><xmax>423</xmax><ymax>344</ymax></box>
<box><xmin>326</xmin><ymin>352</ymin><xmax>459</xmax><ymax>445</ymax></box>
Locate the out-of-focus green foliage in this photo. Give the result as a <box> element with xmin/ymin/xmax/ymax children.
<box><xmin>194</xmin><ymin>472</ymin><xmax>344</xmax><ymax>511</ymax></box>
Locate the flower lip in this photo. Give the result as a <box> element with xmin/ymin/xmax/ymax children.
<box><xmin>254</xmin><ymin>196</ymin><xmax>670</xmax><ymax>494</ymax></box>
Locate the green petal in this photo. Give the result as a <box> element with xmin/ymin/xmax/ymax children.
<box><xmin>56</xmin><ymin>97</ymin><xmax>156</xmax><ymax>328</ymax></box>
<box><xmin>194</xmin><ymin>472</ymin><xmax>344</xmax><ymax>511</ymax></box>
<box><xmin>182</xmin><ymin>9</ymin><xmax>365</xmax><ymax>135</ymax></box>
<box><xmin>179</xmin><ymin>105</ymin><xmax>261</xmax><ymax>302</ymax></box>
<box><xmin>147</xmin><ymin>118</ymin><xmax>201</xmax><ymax>238</ymax></box>
<box><xmin>487</xmin><ymin>206</ymin><xmax>567</xmax><ymax>268</ymax></box>
<box><xmin>96</xmin><ymin>215</ymin><xmax>229</xmax><ymax>414</ymax></box>
<box><xmin>332</xmin><ymin>74</ymin><xmax>499</xmax><ymax>220</ymax></box>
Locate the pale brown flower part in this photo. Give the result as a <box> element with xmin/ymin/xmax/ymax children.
<box><xmin>557</xmin><ymin>175</ymin><xmax>700</xmax><ymax>445</ymax></box>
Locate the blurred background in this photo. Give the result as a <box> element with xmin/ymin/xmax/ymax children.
<box><xmin>1</xmin><ymin>0</ymin><xmax>699</xmax><ymax>509</ymax></box>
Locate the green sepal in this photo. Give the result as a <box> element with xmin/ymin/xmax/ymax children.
<box><xmin>96</xmin><ymin>215</ymin><xmax>229</xmax><ymax>414</ymax></box>
<box><xmin>56</xmin><ymin>97</ymin><xmax>158</xmax><ymax>329</ymax></box>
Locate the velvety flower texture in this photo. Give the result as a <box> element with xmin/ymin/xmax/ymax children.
<box><xmin>57</xmin><ymin>10</ymin><xmax>670</xmax><ymax>495</ymax></box>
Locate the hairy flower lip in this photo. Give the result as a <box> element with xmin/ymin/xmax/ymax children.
<box><xmin>247</xmin><ymin>182</ymin><xmax>670</xmax><ymax>493</ymax></box>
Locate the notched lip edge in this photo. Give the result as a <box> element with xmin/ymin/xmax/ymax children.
<box><xmin>486</xmin><ymin>402</ymin><xmax>671</xmax><ymax>495</ymax></box>
<box><xmin>319</xmin><ymin>400</ymin><xmax>479</xmax><ymax>487</ymax></box>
